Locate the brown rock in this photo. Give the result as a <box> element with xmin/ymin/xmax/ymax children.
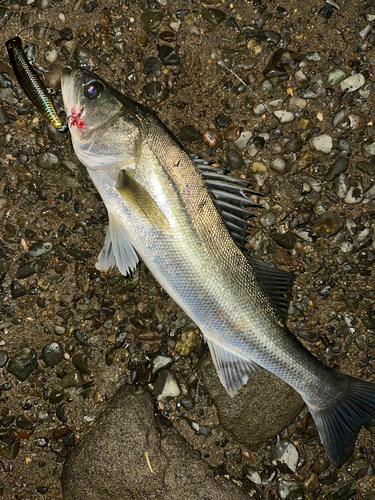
<box><xmin>196</xmin><ymin>355</ymin><xmax>304</xmax><ymax>450</ymax></box>
<box><xmin>61</xmin><ymin>385</ymin><xmax>248</xmax><ymax>500</ymax></box>
<box><xmin>203</xmin><ymin>129</ymin><xmax>222</xmax><ymax>148</ymax></box>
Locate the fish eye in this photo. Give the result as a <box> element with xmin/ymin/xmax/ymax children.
<box><xmin>84</xmin><ymin>81</ymin><xmax>104</xmax><ymax>100</ymax></box>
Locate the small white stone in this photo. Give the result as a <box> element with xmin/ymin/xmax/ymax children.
<box><xmin>310</xmin><ymin>134</ymin><xmax>333</xmax><ymax>154</ymax></box>
<box><xmin>44</xmin><ymin>49</ymin><xmax>58</xmax><ymax>65</ymax></box>
<box><xmin>273</xmin><ymin>110</ymin><xmax>295</xmax><ymax>123</ymax></box>
<box><xmin>340</xmin><ymin>73</ymin><xmax>365</xmax><ymax>93</ymax></box>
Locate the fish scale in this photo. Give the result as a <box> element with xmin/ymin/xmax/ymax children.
<box><xmin>62</xmin><ymin>67</ymin><xmax>375</xmax><ymax>468</ymax></box>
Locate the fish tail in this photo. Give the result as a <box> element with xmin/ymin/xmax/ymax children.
<box><xmin>307</xmin><ymin>373</ymin><xmax>375</xmax><ymax>467</ymax></box>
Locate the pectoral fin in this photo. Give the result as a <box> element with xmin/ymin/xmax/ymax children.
<box><xmin>116</xmin><ymin>170</ymin><xmax>169</xmax><ymax>232</ymax></box>
<box><xmin>96</xmin><ymin>213</ymin><xmax>139</xmax><ymax>276</ymax></box>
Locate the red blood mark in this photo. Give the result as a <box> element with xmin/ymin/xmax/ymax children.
<box><xmin>69</xmin><ymin>107</ymin><xmax>85</xmax><ymax>129</ymax></box>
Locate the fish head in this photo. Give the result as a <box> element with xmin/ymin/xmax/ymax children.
<box><xmin>61</xmin><ymin>67</ymin><xmax>143</xmax><ymax>170</ymax></box>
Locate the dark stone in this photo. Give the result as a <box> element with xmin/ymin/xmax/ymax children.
<box><xmin>143</xmin><ymin>57</ymin><xmax>162</xmax><ymax>77</ymax></box>
<box><xmin>143</xmin><ymin>81</ymin><xmax>168</xmax><ymax>103</ymax></box>
<box><xmin>201</xmin><ymin>8</ymin><xmax>226</xmax><ymax>26</ymax></box>
<box><xmin>61</xmin><ymin>385</ymin><xmax>248</xmax><ymax>500</ymax></box>
<box><xmin>158</xmin><ymin>46</ymin><xmax>180</xmax><ymax>66</ymax></box>
<box><xmin>226</xmin><ymin>149</ymin><xmax>244</xmax><ymax>170</ymax></box>
<box><xmin>16</xmin><ymin>262</ymin><xmax>36</xmax><ymax>279</ymax></box>
<box><xmin>178</xmin><ymin>125</ymin><xmax>203</xmax><ymax>144</ymax></box>
<box><xmin>41</xmin><ymin>342</ymin><xmax>64</xmax><ymax>366</ymax></box>
<box><xmin>215</xmin><ymin>113</ymin><xmax>232</xmax><ymax>129</ymax></box>
<box><xmin>7</xmin><ymin>348</ymin><xmax>38</xmax><ymax>381</ymax></box>
<box><xmin>0</xmin><ymin>350</ymin><xmax>8</xmax><ymax>368</ymax></box>
<box><xmin>10</xmin><ymin>281</ymin><xmax>27</xmax><ymax>299</ymax></box>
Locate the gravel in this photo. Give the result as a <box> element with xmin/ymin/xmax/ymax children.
<box><xmin>0</xmin><ymin>0</ymin><xmax>374</xmax><ymax>499</ymax></box>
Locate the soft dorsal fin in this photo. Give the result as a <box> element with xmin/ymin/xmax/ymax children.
<box><xmin>246</xmin><ymin>255</ymin><xmax>295</xmax><ymax>323</ymax></box>
<box><xmin>96</xmin><ymin>213</ymin><xmax>139</xmax><ymax>276</ymax></box>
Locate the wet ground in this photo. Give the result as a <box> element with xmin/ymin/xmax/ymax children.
<box><xmin>0</xmin><ymin>0</ymin><xmax>375</xmax><ymax>498</ymax></box>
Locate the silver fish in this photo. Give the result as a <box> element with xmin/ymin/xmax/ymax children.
<box><xmin>61</xmin><ymin>67</ymin><xmax>375</xmax><ymax>467</ymax></box>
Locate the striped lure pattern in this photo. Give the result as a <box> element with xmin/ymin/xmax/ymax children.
<box><xmin>6</xmin><ymin>36</ymin><xmax>67</xmax><ymax>132</ymax></box>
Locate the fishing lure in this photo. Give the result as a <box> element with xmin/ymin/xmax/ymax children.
<box><xmin>6</xmin><ymin>36</ymin><xmax>68</xmax><ymax>133</ymax></box>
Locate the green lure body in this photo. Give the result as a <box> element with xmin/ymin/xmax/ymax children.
<box><xmin>6</xmin><ymin>36</ymin><xmax>67</xmax><ymax>133</ymax></box>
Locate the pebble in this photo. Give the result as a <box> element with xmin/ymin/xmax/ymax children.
<box><xmin>359</xmin><ymin>25</ymin><xmax>371</xmax><ymax>40</ymax></box>
<box><xmin>61</xmin><ymin>370</ymin><xmax>84</xmax><ymax>388</ymax></box>
<box><xmin>72</xmin><ymin>353</ymin><xmax>90</xmax><ymax>374</ymax></box>
<box><xmin>143</xmin><ymin>81</ymin><xmax>168</xmax><ymax>103</ymax></box>
<box><xmin>226</xmin><ymin>149</ymin><xmax>244</xmax><ymax>170</ymax></box>
<box><xmin>273</xmin><ymin>110</ymin><xmax>295</xmax><ymax>123</ymax></box>
<box><xmin>327</xmin><ymin>69</ymin><xmax>347</xmax><ymax>86</ymax></box>
<box><xmin>223</xmin><ymin>126</ymin><xmax>243</xmax><ymax>143</ymax></box>
<box><xmin>158</xmin><ymin>46</ymin><xmax>180</xmax><ymax>66</ymax></box>
<box><xmin>234</xmin><ymin>131</ymin><xmax>252</xmax><ymax>151</ymax></box>
<box><xmin>150</xmin><ymin>354</ymin><xmax>174</xmax><ymax>375</ymax></box>
<box><xmin>324</xmin><ymin>157</ymin><xmax>349</xmax><ymax>182</ymax></box>
<box><xmin>41</xmin><ymin>342</ymin><xmax>64</xmax><ymax>366</ymax></box>
<box><xmin>309</xmin><ymin>134</ymin><xmax>333</xmax><ymax>154</ymax></box>
<box><xmin>7</xmin><ymin>348</ymin><xmax>38</xmax><ymax>381</ymax></box>
<box><xmin>253</xmin><ymin>104</ymin><xmax>267</xmax><ymax>118</ymax></box>
<box><xmin>356</xmin><ymin>161</ymin><xmax>375</xmax><ymax>176</ymax></box>
<box><xmin>332</xmin><ymin>107</ymin><xmax>351</xmax><ymax>128</ymax></box>
<box><xmin>271</xmin><ymin>158</ymin><xmax>290</xmax><ymax>174</ymax></box>
<box><xmin>10</xmin><ymin>281</ymin><xmax>27</xmax><ymax>299</ymax></box>
<box><xmin>340</xmin><ymin>73</ymin><xmax>365</xmax><ymax>92</ymax></box>
<box><xmin>313</xmin><ymin>212</ymin><xmax>343</xmax><ymax>238</ymax></box>
<box><xmin>363</xmin><ymin>182</ymin><xmax>375</xmax><ymax>203</ymax></box>
<box><xmin>288</xmin><ymin>97</ymin><xmax>306</xmax><ymax>112</ymax></box>
<box><xmin>44</xmin><ymin>49</ymin><xmax>58</xmax><ymax>65</ymax></box>
<box><xmin>141</xmin><ymin>10</ymin><xmax>162</xmax><ymax>30</ymax></box>
<box><xmin>243</xmin><ymin>466</ymin><xmax>261</xmax><ymax>485</ymax></box>
<box><xmin>263</xmin><ymin>49</ymin><xmax>299</xmax><ymax>78</ymax></box>
<box><xmin>153</xmin><ymin>369</ymin><xmax>180</xmax><ymax>402</ymax></box>
<box><xmin>203</xmin><ymin>129</ymin><xmax>222</xmax><ymax>148</ymax></box>
<box><xmin>344</xmin><ymin>180</ymin><xmax>364</xmax><ymax>204</ymax></box>
<box><xmin>271</xmin><ymin>438</ymin><xmax>299</xmax><ymax>473</ymax></box>
<box><xmin>361</xmin><ymin>140</ymin><xmax>375</xmax><ymax>158</ymax></box>
<box><xmin>175</xmin><ymin>331</ymin><xmax>198</xmax><ymax>356</ymax></box>
<box><xmin>259</xmin><ymin>211</ymin><xmax>277</xmax><ymax>228</ymax></box>
<box><xmin>0</xmin><ymin>105</ymin><xmax>9</xmax><ymax>126</ymax></box>
<box><xmin>143</xmin><ymin>57</ymin><xmax>162</xmax><ymax>77</ymax></box>
<box><xmin>36</xmin><ymin>152</ymin><xmax>60</xmax><ymax>170</ymax></box>
<box><xmin>201</xmin><ymin>8</ymin><xmax>226</xmax><ymax>26</ymax></box>
<box><xmin>0</xmin><ymin>350</ymin><xmax>8</xmax><ymax>368</ymax></box>
<box><xmin>27</xmin><ymin>241</ymin><xmax>52</xmax><ymax>258</ymax></box>
<box><xmin>306</xmin><ymin>51</ymin><xmax>321</xmax><ymax>62</ymax></box>
<box><xmin>277</xmin><ymin>479</ymin><xmax>304</xmax><ymax>500</ymax></box>
<box><xmin>332</xmin><ymin>173</ymin><xmax>349</xmax><ymax>199</ymax></box>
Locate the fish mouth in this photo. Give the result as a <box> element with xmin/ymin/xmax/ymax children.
<box><xmin>61</xmin><ymin>66</ymin><xmax>80</xmax><ymax>124</ymax></box>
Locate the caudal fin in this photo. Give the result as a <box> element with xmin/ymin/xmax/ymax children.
<box><xmin>308</xmin><ymin>374</ymin><xmax>375</xmax><ymax>467</ymax></box>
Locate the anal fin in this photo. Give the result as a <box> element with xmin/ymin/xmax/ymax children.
<box><xmin>207</xmin><ymin>339</ymin><xmax>260</xmax><ymax>397</ymax></box>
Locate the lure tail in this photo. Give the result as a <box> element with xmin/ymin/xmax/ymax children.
<box><xmin>307</xmin><ymin>373</ymin><xmax>375</xmax><ymax>467</ymax></box>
